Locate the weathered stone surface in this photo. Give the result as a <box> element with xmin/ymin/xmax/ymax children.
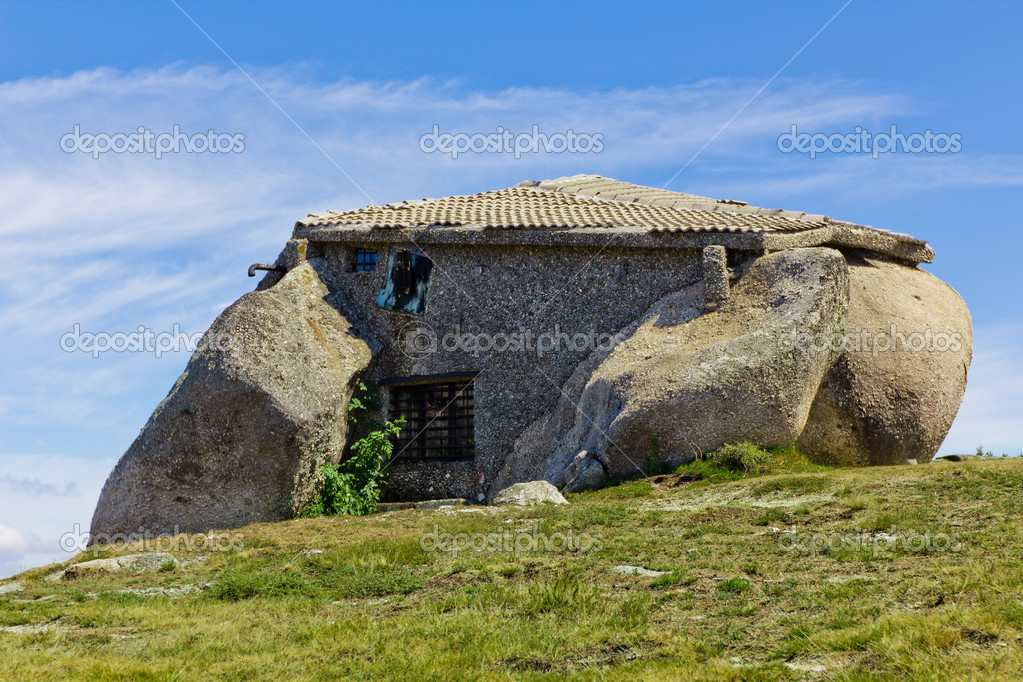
<box><xmin>797</xmin><ymin>255</ymin><xmax>972</xmax><ymax>465</ymax></box>
<box><xmin>702</xmin><ymin>245</ymin><xmax>730</xmax><ymax>311</ymax></box>
<box><xmin>61</xmin><ymin>553</ymin><xmax>177</xmax><ymax>580</ymax></box>
<box><xmin>91</xmin><ymin>259</ymin><xmax>375</xmax><ymax>536</ymax></box>
<box><xmin>109</xmin><ymin>585</ymin><xmax>201</xmax><ymax>598</ymax></box>
<box><xmin>562</xmin><ymin>451</ymin><xmax>608</xmax><ymax>493</ymax></box>
<box><xmin>0</xmin><ymin>583</ymin><xmax>24</xmax><ymax>595</ymax></box>
<box><xmin>491</xmin><ymin>481</ymin><xmax>568</xmax><ymax>506</ymax></box>
<box><xmin>500</xmin><ymin>248</ymin><xmax>850</xmax><ymax>484</ymax></box>
<box><xmin>12</xmin><ymin>595</ymin><xmax>58</xmax><ymax>604</ymax></box>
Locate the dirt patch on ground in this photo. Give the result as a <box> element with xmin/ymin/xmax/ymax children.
<box><xmin>647</xmin><ymin>472</ymin><xmax>703</xmax><ymax>489</ymax></box>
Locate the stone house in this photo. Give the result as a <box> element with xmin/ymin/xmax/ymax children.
<box><xmin>91</xmin><ymin>175</ymin><xmax>970</xmax><ymax>535</ymax></box>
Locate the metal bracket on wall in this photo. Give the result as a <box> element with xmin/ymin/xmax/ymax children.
<box><xmin>247</xmin><ymin>263</ymin><xmax>287</xmax><ymax>277</ymax></box>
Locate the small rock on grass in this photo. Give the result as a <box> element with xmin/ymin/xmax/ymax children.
<box><xmin>492</xmin><ymin>481</ymin><xmax>567</xmax><ymax>506</ymax></box>
<box><xmin>51</xmin><ymin>552</ymin><xmax>179</xmax><ymax>581</ymax></box>
<box><xmin>612</xmin><ymin>565</ymin><xmax>668</xmax><ymax>577</ymax></box>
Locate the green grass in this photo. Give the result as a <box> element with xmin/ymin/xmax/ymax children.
<box><xmin>3</xmin><ymin>457</ymin><xmax>1023</xmax><ymax>679</ymax></box>
<box><xmin>718</xmin><ymin>577</ymin><xmax>752</xmax><ymax>594</ymax></box>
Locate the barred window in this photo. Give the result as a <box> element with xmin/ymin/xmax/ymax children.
<box><xmin>389</xmin><ymin>377</ymin><xmax>475</xmax><ymax>461</ymax></box>
<box><xmin>353</xmin><ymin>248</ymin><xmax>377</xmax><ymax>271</ymax></box>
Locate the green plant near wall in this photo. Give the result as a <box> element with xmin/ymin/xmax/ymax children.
<box><xmin>347</xmin><ymin>380</ymin><xmax>381</xmax><ymax>425</ymax></box>
<box><xmin>301</xmin><ymin>381</ymin><xmax>404</xmax><ymax>518</ymax></box>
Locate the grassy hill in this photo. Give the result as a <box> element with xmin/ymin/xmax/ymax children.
<box><xmin>3</xmin><ymin>454</ymin><xmax>1023</xmax><ymax>680</ymax></box>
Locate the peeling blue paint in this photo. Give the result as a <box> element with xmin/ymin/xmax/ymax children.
<box><xmin>375</xmin><ymin>247</ymin><xmax>434</xmax><ymax>316</ymax></box>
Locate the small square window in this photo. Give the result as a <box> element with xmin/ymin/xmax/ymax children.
<box><xmin>353</xmin><ymin>249</ymin><xmax>377</xmax><ymax>272</ymax></box>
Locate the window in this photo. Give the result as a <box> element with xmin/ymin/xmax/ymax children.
<box><xmin>375</xmin><ymin>247</ymin><xmax>433</xmax><ymax>315</ymax></box>
<box><xmin>389</xmin><ymin>376</ymin><xmax>475</xmax><ymax>461</ymax></box>
<box><xmin>353</xmin><ymin>248</ymin><xmax>377</xmax><ymax>271</ymax></box>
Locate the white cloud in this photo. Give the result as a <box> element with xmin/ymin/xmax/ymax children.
<box><xmin>939</xmin><ymin>323</ymin><xmax>1023</xmax><ymax>457</ymax></box>
<box><xmin>0</xmin><ymin>524</ymin><xmax>43</xmax><ymax>554</ymax></box>
<box><xmin>0</xmin><ymin>454</ymin><xmax>116</xmax><ymax>580</ymax></box>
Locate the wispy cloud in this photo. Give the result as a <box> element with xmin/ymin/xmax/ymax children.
<box><xmin>0</xmin><ymin>474</ymin><xmax>77</xmax><ymax>497</ymax></box>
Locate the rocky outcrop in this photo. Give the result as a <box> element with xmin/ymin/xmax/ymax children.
<box><xmin>60</xmin><ymin>553</ymin><xmax>178</xmax><ymax>580</ymax></box>
<box><xmin>797</xmin><ymin>255</ymin><xmax>972</xmax><ymax>465</ymax></box>
<box><xmin>499</xmin><ymin>247</ymin><xmax>850</xmax><ymax>488</ymax></box>
<box><xmin>90</xmin><ymin>259</ymin><xmax>374</xmax><ymax>537</ymax></box>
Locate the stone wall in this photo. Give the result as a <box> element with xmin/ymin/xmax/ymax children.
<box><xmin>308</xmin><ymin>240</ymin><xmax>708</xmax><ymax>501</ymax></box>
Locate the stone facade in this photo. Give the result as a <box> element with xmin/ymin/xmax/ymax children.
<box><xmin>307</xmin><ymin>240</ymin><xmax>704</xmax><ymax>501</ymax></box>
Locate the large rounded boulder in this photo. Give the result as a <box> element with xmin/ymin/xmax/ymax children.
<box><xmin>90</xmin><ymin>259</ymin><xmax>373</xmax><ymax>537</ymax></box>
<box><xmin>797</xmin><ymin>255</ymin><xmax>972</xmax><ymax>465</ymax></box>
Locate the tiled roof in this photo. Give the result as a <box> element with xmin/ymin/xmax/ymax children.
<box><xmin>534</xmin><ymin>175</ymin><xmax>829</xmax><ymax>222</ymax></box>
<box><xmin>297</xmin><ymin>174</ymin><xmax>927</xmax><ymax>247</ymax></box>
<box><xmin>299</xmin><ymin>186</ymin><xmax>830</xmax><ymax>233</ymax></box>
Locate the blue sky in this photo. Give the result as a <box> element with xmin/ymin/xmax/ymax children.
<box><xmin>1</xmin><ymin>1</ymin><xmax>1021</xmax><ymax>578</ymax></box>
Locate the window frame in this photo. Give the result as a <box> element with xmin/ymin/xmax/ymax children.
<box><xmin>352</xmin><ymin>248</ymin><xmax>378</xmax><ymax>272</ymax></box>
<box><xmin>384</xmin><ymin>373</ymin><xmax>477</xmax><ymax>462</ymax></box>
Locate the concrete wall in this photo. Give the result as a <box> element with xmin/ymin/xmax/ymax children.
<box><xmin>312</xmin><ymin>240</ymin><xmax>704</xmax><ymax>501</ymax></box>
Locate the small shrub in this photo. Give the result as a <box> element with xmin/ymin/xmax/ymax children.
<box><xmin>302</xmin><ymin>381</ymin><xmax>404</xmax><ymax>518</ymax></box>
<box><xmin>302</xmin><ymin>417</ymin><xmax>404</xmax><ymax>517</ymax></box>
<box><xmin>677</xmin><ymin>458</ymin><xmax>745</xmax><ymax>484</ymax></box>
<box><xmin>158</xmin><ymin>559</ymin><xmax>177</xmax><ymax>573</ymax></box>
<box><xmin>705</xmin><ymin>442</ymin><xmax>774</xmax><ymax>475</ymax></box>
